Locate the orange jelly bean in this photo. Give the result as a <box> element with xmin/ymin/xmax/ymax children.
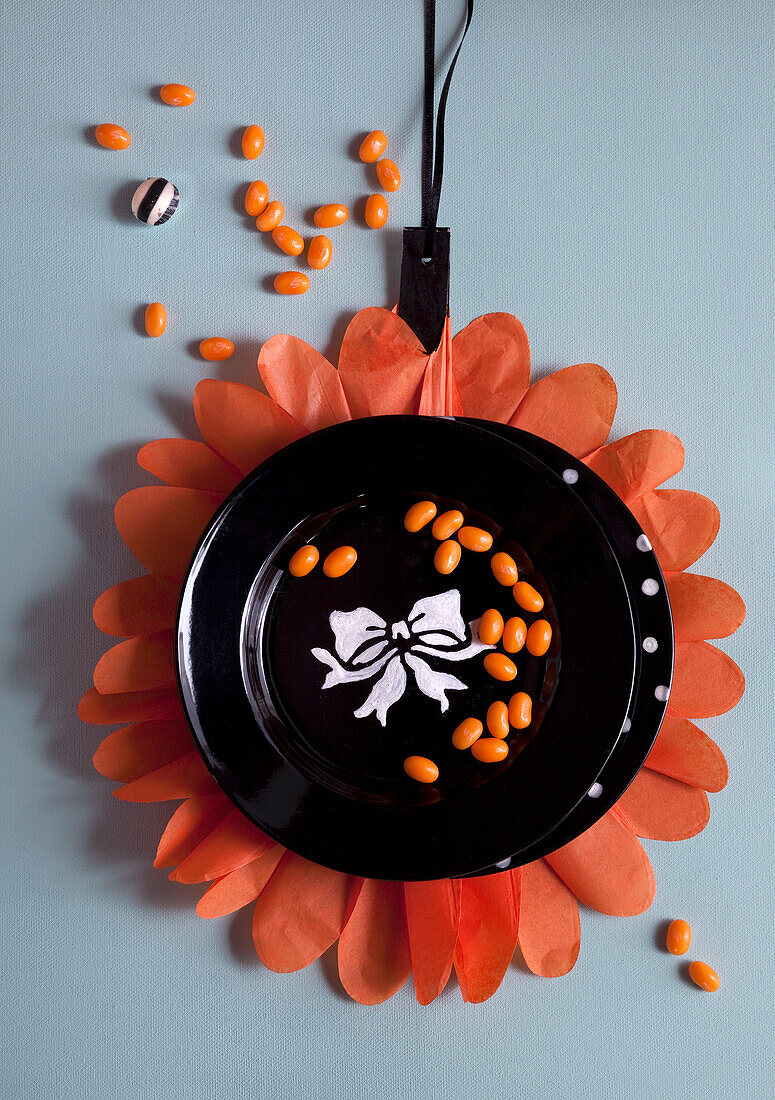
<box><xmin>199</xmin><ymin>337</ymin><xmax>234</xmax><ymax>361</ymax></box>
<box><xmin>144</xmin><ymin>302</ymin><xmax>166</xmax><ymax>337</ymax></box>
<box><xmin>244</xmin><ymin>180</ymin><xmax>269</xmax><ymax>217</ymax></box>
<box><xmin>434</xmin><ymin>539</ymin><xmax>461</xmax><ymax>575</ymax></box>
<box><xmin>274</xmin><ymin>271</ymin><xmax>310</xmax><ymax>296</ymax></box>
<box><xmin>666</xmin><ymin>919</ymin><xmax>692</xmax><ymax>956</ymax></box>
<box><xmin>376</xmin><ymin>158</ymin><xmax>401</xmax><ymax>191</ymax></box>
<box><xmin>491</xmin><ymin>552</ymin><xmax>519</xmax><ymax>586</ymax></box>
<box><xmin>513</xmin><ymin>581</ymin><xmax>544</xmax><ymax>613</ymax></box>
<box><xmin>359</xmin><ymin>130</ymin><xmax>388</xmax><ymax>163</ymax></box>
<box><xmin>484</xmin><ymin>653</ymin><xmax>517</xmax><ymax>682</ymax></box>
<box><xmin>272</xmin><ymin>225</ymin><xmax>304</xmax><ymax>257</ymax></box>
<box><xmin>486</xmin><ymin>701</ymin><xmax>510</xmax><ymax>739</ymax></box>
<box><xmin>313</xmin><ymin>203</ymin><xmax>349</xmax><ymax>228</ymax></box>
<box><xmin>458</xmin><ymin>526</ymin><xmax>493</xmax><ymax>552</ymax></box>
<box><xmin>502</xmin><ymin>616</ymin><xmax>527</xmax><ymax>653</ymax></box>
<box><xmin>94</xmin><ymin>123</ymin><xmax>131</xmax><ymax>149</ymax></box>
<box><xmin>404</xmin><ymin>500</ymin><xmax>437</xmax><ymax>532</ymax></box>
<box><xmin>508</xmin><ymin>691</ymin><xmax>532</xmax><ymax>730</ymax></box>
<box><xmin>159</xmin><ymin>84</ymin><xmax>195</xmax><ymax>106</ymax></box>
<box><xmin>365</xmin><ymin>194</ymin><xmax>389</xmax><ymax>228</ymax></box>
<box><xmin>242</xmin><ymin>124</ymin><xmax>265</xmax><ymax>159</ymax></box>
<box><xmin>452</xmin><ymin>717</ymin><xmax>484</xmax><ymax>750</ymax></box>
<box><xmin>323</xmin><ymin>545</ymin><xmax>357</xmax><ymax>577</ymax></box>
<box><xmin>307</xmin><ymin>235</ymin><xmax>332</xmax><ymax>270</ymax></box>
<box><xmin>432</xmin><ymin>510</ymin><xmax>464</xmax><ymax>540</ymax></box>
<box><xmin>472</xmin><ymin>738</ymin><xmax>509</xmax><ymax>763</ymax></box>
<box><xmin>688</xmin><ymin>961</ymin><xmax>720</xmax><ymax>992</ymax></box>
<box><xmin>478</xmin><ymin>609</ymin><xmax>504</xmax><ymax>646</ymax></box>
<box><xmin>526</xmin><ymin>619</ymin><xmax>553</xmax><ymax>657</ymax></box>
<box><xmin>404</xmin><ymin>755</ymin><xmax>439</xmax><ymax>783</ymax></box>
<box><xmin>256</xmin><ymin>201</ymin><xmax>284</xmax><ymax>231</ymax></box>
<box><xmin>289</xmin><ymin>545</ymin><xmax>319</xmax><ymax>577</ymax></box>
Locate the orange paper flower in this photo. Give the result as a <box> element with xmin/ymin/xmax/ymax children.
<box><xmin>81</xmin><ymin>307</ymin><xmax>745</xmax><ymax>1004</ymax></box>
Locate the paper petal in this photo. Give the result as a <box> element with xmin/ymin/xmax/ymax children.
<box><xmin>115</xmin><ymin>487</ymin><xmax>222</xmax><ymax>578</ymax></box>
<box><xmin>337</xmin><ymin>879</ymin><xmax>412</xmax><ymax>1005</ymax></box>
<box><xmin>453</xmin><ymin>870</ymin><xmax>520</xmax><ymax>1003</ymax></box>
<box><xmin>137</xmin><ymin>438</ymin><xmax>241</xmax><ymax>495</ymax></box>
<box><xmin>670</xmin><ymin>641</ymin><xmax>745</xmax><ymax>718</ymax></box>
<box><xmin>93</xmin><ymin>718</ymin><xmax>194</xmax><ymax>782</ymax></box>
<box><xmin>645</xmin><ymin>712</ymin><xmax>728</xmax><ymax>792</ymax></box>
<box><xmin>78</xmin><ymin>686</ymin><xmax>183</xmax><ymax>726</ymax></box>
<box><xmin>545</xmin><ymin>810</ymin><xmax>655</xmax><ymax>916</ymax></box>
<box><xmin>258</xmin><ymin>334</ymin><xmax>351</xmax><ymax>431</ymax></box>
<box><xmin>585</xmin><ymin>430</ymin><xmax>684</xmax><ymax>501</ymax></box>
<box><xmin>510</xmin><ymin>363</ymin><xmax>617</xmax><ymax>457</ymax></box>
<box><xmin>93</xmin><ymin>575</ymin><xmax>180</xmax><ymax>638</ymax></box>
<box><xmin>196</xmin><ymin>847</ymin><xmax>285</xmax><ymax>918</ymax></box>
<box><xmin>404</xmin><ymin>879</ymin><xmax>459</xmax><ymax>1005</ymax></box>
<box><xmin>93</xmin><ymin>631</ymin><xmax>176</xmax><ymax>695</ymax></box>
<box><xmin>194</xmin><ymin>379</ymin><xmax>307</xmax><ymax>476</ymax></box>
<box><xmin>154</xmin><ymin>793</ymin><xmax>233</xmax><ymax>869</ymax></box>
<box><xmin>628</xmin><ymin>490</ymin><xmax>720</xmax><ymax>572</ymax></box>
<box><xmin>665</xmin><ymin>573</ymin><xmax>746</xmax><ymax>641</ymax></box>
<box><xmin>252</xmin><ymin>852</ymin><xmax>359</xmax><ymax>973</ymax></box>
<box><xmin>169</xmin><ymin>808</ymin><xmax>276</xmax><ymax>884</ymax></box>
<box><xmin>419</xmin><ymin>318</ymin><xmax>458</xmax><ymax>416</ymax></box>
<box><xmin>452</xmin><ymin>312</ymin><xmax>530</xmax><ymax>423</ymax></box>
<box><xmin>517</xmin><ymin>860</ymin><xmax>580</xmax><ymax>977</ymax></box>
<box><xmin>616</xmin><ymin>769</ymin><xmax>710</xmax><ymax>840</ymax></box>
<box><xmin>337</xmin><ymin>307</ymin><xmax>428</xmax><ymax>417</ymax></box>
<box><xmin>113</xmin><ymin>751</ymin><xmax>217</xmax><ymax>802</ymax></box>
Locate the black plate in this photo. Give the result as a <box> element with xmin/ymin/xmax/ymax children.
<box><xmin>176</xmin><ymin>416</ymin><xmax>670</xmax><ymax>881</ymax></box>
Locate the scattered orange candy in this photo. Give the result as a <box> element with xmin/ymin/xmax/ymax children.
<box><xmin>526</xmin><ymin>619</ymin><xmax>553</xmax><ymax>657</ymax></box>
<box><xmin>244</xmin><ymin>180</ymin><xmax>269</xmax><ymax>217</ymax></box>
<box><xmin>274</xmin><ymin>271</ymin><xmax>310</xmax><ymax>296</ymax></box>
<box><xmin>242</xmin><ymin>124</ymin><xmax>265</xmax><ymax>159</ymax></box>
<box><xmin>289</xmin><ymin>545</ymin><xmax>319</xmax><ymax>577</ymax></box>
<box><xmin>359</xmin><ymin>130</ymin><xmax>388</xmax><ymax>163</ymax></box>
<box><xmin>272</xmin><ymin>225</ymin><xmax>304</xmax><ymax>257</ymax></box>
<box><xmin>159</xmin><ymin>84</ymin><xmax>195</xmax><ymax>106</ymax></box>
<box><xmin>484</xmin><ymin>653</ymin><xmax>517</xmax><ymax>682</ymax></box>
<box><xmin>256</xmin><ymin>201</ymin><xmax>284</xmax><ymax>232</ymax></box>
<box><xmin>666</xmin><ymin>919</ymin><xmax>692</xmax><ymax>956</ymax></box>
<box><xmin>486</xmin><ymin>701</ymin><xmax>510</xmax><ymax>739</ymax></box>
<box><xmin>688</xmin><ymin>961</ymin><xmax>720</xmax><ymax>992</ymax></box>
<box><xmin>432</xmin><ymin>509</ymin><xmax>464</xmax><ymax>540</ymax></box>
<box><xmin>376</xmin><ymin>158</ymin><xmax>401</xmax><ymax>191</ymax></box>
<box><xmin>313</xmin><ymin>203</ymin><xmax>349</xmax><ymax>228</ymax></box>
<box><xmin>404</xmin><ymin>500</ymin><xmax>437</xmax><ymax>532</ymax></box>
<box><xmin>502</xmin><ymin>616</ymin><xmax>527</xmax><ymax>653</ymax></box>
<box><xmin>199</xmin><ymin>337</ymin><xmax>234</xmax><ymax>361</ymax></box>
<box><xmin>323</xmin><ymin>545</ymin><xmax>357</xmax><ymax>577</ymax></box>
<box><xmin>491</xmin><ymin>552</ymin><xmax>519</xmax><ymax>586</ymax></box>
<box><xmin>513</xmin><ymin>581</ymin><xmax>544</xmax><ymax>612</ymax></box>
<box><xmin>404</xmin><ymin>755</ymin><xmax>439</xmax><ymax>783</ymax></box>
<box><xmin>307</xmin><ymin>235</ymin><xmax>332</xmax><ymax>270</ymax></box>
<box><xmin>452</xmin><ymin>717</ymin><xmax>484</xmax><ymax>750</ymax></box>
<box><xmin>508</xmin><ymin>691</ymin><xmax>532</xmax><ymax>730</ymax></box>
<box><xmin>478</xmin><ymin>609</ymin><xmax>504</xmax><ymax>646</ymax></box>
<box><xmin>144</xmin><ymin>302</ymin><xmax>166</xmax><ymax>338</ymax></box>
<box><xmin>458</xmin><ymin>526</ymin><xmax>493</xmax><ymax>552</ymax></box>
<box><xmin>94</xmin><ymin>123</ymin><xmax>131</xmax><ymax>150</ymax></box>
<box><xmin>434</xmin><ymin>539</ymin><xmax>461</xmax><ymax>575</ymax></box>
<box><xmin>471</xmin><ymin>738</ymin><xmax>509</xmax><ymax>763</ymax></box>
<box><xmin>364</xmin><ymin>194</ymin><xmax>389</xmax><ymax>228</ymax></box>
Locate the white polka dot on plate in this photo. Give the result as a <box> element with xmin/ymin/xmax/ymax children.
<box><xmin>655</xmin><ymin>684</ymin><xmax>670</xmax><ymax>702</ymax></box>
<box><xmin>562</xmin><ymin>468</ymin><xmax>579</xmax><ymax>484</ymax></box>
<box><xmin>642</xmin><ymin>578</ymin><xmax>659</xmax><ymax>596</ymax></box>
<box><xmin>495</xmin><ymin>857</ymin><xmax>512</xmax><ymax>869</ymax></box>
<box><xmin>588</xmin><ymin>782</ymin><xmax>603</xmax><ymax>798</ymax></box>
<box><xmin>621</xmin><ymin>717</ymin><xmax>632</xmax><ymax>733</ymax></box>
<box><xmin>636</xmin><ymin>534</ymin><xmax>652</xmax><ymax>552</ymax></box>
<box><xmin>643</xmin><ymin>636</ymin><xmax>658</xmax><ymax>653</ymax></box>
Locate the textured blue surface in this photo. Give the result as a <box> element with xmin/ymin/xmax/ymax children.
<box><xmin>2</xmin><ymin>1</ymin><xmax>773</xmax><ymax>1097</ymax></box>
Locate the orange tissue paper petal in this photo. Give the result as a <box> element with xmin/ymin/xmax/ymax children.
<box><xmin>78</xmin><ymin>686</ymin><xmax>184</xmax><ymax>726</ymax></box>
<box><xmin>196</xmin><ymin>847</ymin><xmax>285</xmax><ymax>919</ymax></box>
<box><xmin>113</xmin><ymin>751</ymin><xmax>217</xmax><ymax>802</ymax></box>
<box><xmin>93</xmin><ymin>718</ymin><xmax>194</xmax><ymax>782</ymax></box>
<box><xmin>453</xmin><ymin>870</ymin><xmax>520</xmax><ymax>1003</ymax></box>
<box><xmin>452</xmin><ymin>312</ymin><xmax>530</xmax><ymax>423</ymax></box>
<box><xmin>338</xmin><ymin>879</ymin><xmax>412</xmax><ymax>1005</ymax></box>
<box><xmin>669</xmin><ymin>641</ymin><xmax>745</xmax><ymax>718</ymax></box>
<box><xmin>115</xmin><ymin>486</ymin><xmax>222</xmax><ymax>578</ymax></box>
<box><xmin>517</xmin><ymin>860</ymin><xmax>580</xmax><ymax>977</ymax></box>
<box><xmin>258</xmin><ymin>334</ymin><xmax>351</xmax><ymax>432</ymax></box>
<box><xmin>628</xmin><ymin>490</ymin><xmax>720</xmax><ymax>572</ymax></box>
<box><xmin>93</xmin><ymin>575</ymin><xmax>180</xmax><ymax>638</ymax></box>
<box><xmin>154</xmin><ymin>793</ymin><xmax>233</xmax><ymax>869</ymax></box>
<box><xmin>137</xmin><ymin>438</ymin><xmax>241</xmax><ymax>495</ymax></box>
<box><xmin>404</xmin><ymin>879</ymin><xmax>459</xmax><ymax>1005</ymax></box>
<box><xmin>419</xmin><ymin>318</ymin><xmax>461</xmax><ymax>417</ymax></box>
<box><xmin>93</xmin><ymin>631</ymin><xmax>176</xmax><ymax>695</ymax></box>
<box><xmin>510</xmin><ymin>363</ymin><xmax>617</xmax><ymax>458</ymax></box>
<box><xmin>665</xmin><ymin>572</ymin><xmax>746</xmax><ymax>642</ymax></box>
<box><xmin>645</xmin><ymin>712</ymin><xmax>728</xmax><ymax>792</ymax></box>
<box><xmin>616</xmin><ymin>769</ymin><xmax>710</xmax><ymax>841</ymax></box>
<box><xmin>252</xmin><ymin>852</ymin><xmax>359</xmax><ymax>973</ymax></box>
<box><xmin>194</xmin><ymin>379</ymin><xmax>307</xmax><ymax>476</ymax></box>
<box><xmin>337</xmin><ymin>307</ymin><xmax>428</xmax><ymax>418</ymax></box>
<box><xmin>585</xmin><ymin>430</ymin><xmax>685</xmax><ymax>501</ymax></box>
<box><xmin>169</xmin><ymin>808</ymin><xmax>276</xmax><ymax>884</ymax></box>
<box><xmin>545</xmin><ymin>810</ymin><xmax>655</xmax><ymax>916</ymax></box>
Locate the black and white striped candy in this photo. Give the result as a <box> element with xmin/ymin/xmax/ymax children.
<box><xmin>131</xmin><ymin>177</ymin><xmax>179</xmax><ymax>225</ymax></box>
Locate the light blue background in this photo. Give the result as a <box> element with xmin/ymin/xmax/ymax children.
<box><xmin>2</xmin><ymin>1</ymin><xmax>773</xmax><ymax>1097</ymax></box>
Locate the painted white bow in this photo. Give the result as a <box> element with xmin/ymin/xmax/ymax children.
<box><xmin>311</xmin><ymin>589</ymin><xmax>492</xmax><ymax>726</ymax></box>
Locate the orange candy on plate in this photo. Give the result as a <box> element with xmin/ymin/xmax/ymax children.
<box><xmin>376</xmin><ymin>158</ymin><xmax>401</xmax><ymax>191</ymax></box>
<box><xmin>242</xmin><ymin>124</ymin><xmax>265</xmax><ymax>159</ymax></box>
<box><xmin>359</xmin><ymin>130</ymin><xmax>388</xmax><ymax>163</ymax></box>
<box><xmin>491</xmin><ymin>552</ymin><xmax>519</xmax><ymax>586</ymax></box>
<box><xmin>434</xmin><ymin>539</ymin><xmax>461</xmax><ymax>575</ymax></box>
<box><xmin>403</xmin><ymin>755</ymin><xmax>439</xmax><ymax>783</ymax></box>
<box><xmin>458</xmin><ymin>526</ymin><xmax>493</xmax><ymax>552</ymax></box>
<box><xmin>502</xmin><ymin>616</ymin><xmax>527</xmax><ymax>653</ymax></box>
<box><xmin>307</xmin><ymin>235</ymin><xmax>332</xmax><ymax>270</ymax></box>
<box><xmin>323</xmin><ymin>546</ymin><xmax>357</xmax><ymax>577</ymax></box>
<box><xmin>244</xmin><ymin>180</ymin><xmax>269</xmax><ymax>217</ymax></box>
<box><xmin>471</xmin><ymin>738</ymin><xmax>509</xmax><ymax>763</ymax></box>
<box><xmin>513</xmin><ymin>581</ymin><xmax>544</xmax><ymax>612</ymax></box>
<box><xmin>94</xmin><ymin>123</ymin><xmax>131</xmax><ymax>149</ymax></box>
<box><xmin>404</xmin><ymin>500</ymin><xmax>437</xmax><ymax>532</ymax></box>
<box><xmin>313</xmin><ymin>203</ymin><xmax>349</xmax><ymax>228</ymax></box>
<box><xmin>432</xmin><ymin>509</ymin><xmax>464</xmax><ymax>540</ymax></box>
<box><xmin>364</xmin><ymin>194</ymin><xmax>389</xmax><ymax>228</ymax></box>
<box><xmin>486</xmin><ymin>701</ymin><xmax>510</xmax><ymax>739</ymax></box>
<box><xmin>199</xmin><ymin>337</ymin><xmax>234</xmax><ymax>361</ymax></box>
<box><xmin>451</xmin><ymin>717</ymin><xmax>484</xmax><ymax>750</ymax></box>
<box><xmin>478</xmin><ymin>609</ymin><xmax>504</xmax><ymax>646</ymax></box>
<box><xmin>289</xmin><ymin>546</ymin><xmax>319</xmax><ymax>577</ymax></box>
<box><xmin>159</xmin><ymin>84</ymin><xmax>195</xmax><ymax>106</ymax></box>
<box><xmin>256</xmin><ymin>201</ymin><xmax>284</xmax><ymax>232</ymax></box>
<box><xmin>688</xmin><ymin>961</ymin><xmax>720</xmax><ymax>992</ymax></box>
<box><xmin>508</xmin><ymin>691</ymin><xmax>532</xmax><ymax>730</ymax></box>
<box><xmin>484</xmin><ymin>653</ymin><xmax>517</xmax><ymax>682</ymax></box>
<box><xmin>526</xmin><ymin>619</ymin><xmax>553</xmax><ymax>657</ymax></box>
<box><xmin>274</xmin><ymin>271</ymin><xmax>310</xmax><ymax>296</ymax></box>
<box><xmin>144</xmin><ymin>302</ymin><xmax>166</xmax><ymax>338</ymax></box>
<box><xmin>666</xmin><ymin>918</ymin><xmax>692</xmax><ymax>955</ymax></box>
<box><xmin>272</xmin><ymin>225</ymin><xmax>304</xmax><ymax>257</ymax></box>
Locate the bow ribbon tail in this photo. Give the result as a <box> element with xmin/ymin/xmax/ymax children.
<box><xmin>354</xmin><ymin>656</ymin><xmax>408</xmax><ymax>727</ymax></box>
<box><xmin>404</xmin><ymin>653</ymin><xmax>467</xmax><ymax>712</ymax></box>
